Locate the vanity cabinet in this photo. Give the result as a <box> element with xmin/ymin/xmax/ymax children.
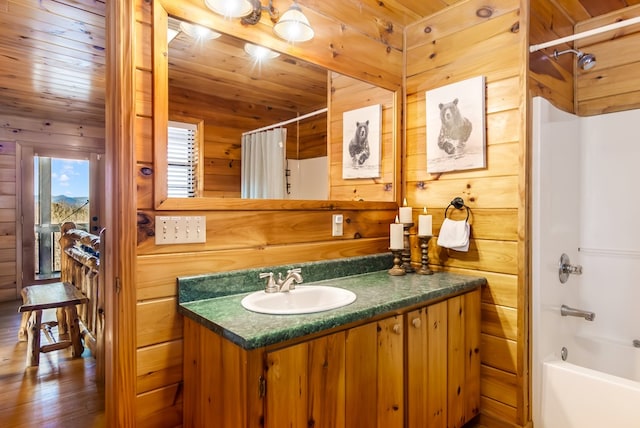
<box><xmin>182</xmin><ymin>288</ymin><xmax>480</xmax><ymax>428</ymax></box>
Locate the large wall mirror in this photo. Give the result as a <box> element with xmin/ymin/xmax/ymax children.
<box><xmin>153</xmin><ymin>1</ymin><xmax>399</xmax><ymax>210</ymax></box>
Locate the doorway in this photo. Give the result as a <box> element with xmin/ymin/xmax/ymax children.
<box><xmin>19</xmin><ymin>146</ymin><xmax>103</xmax><ymax>288</ymax></box>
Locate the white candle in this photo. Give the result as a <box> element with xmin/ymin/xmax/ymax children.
<box><xmin>399</xmin><ymin>198</ymin><xmax>413</xmax><ymax>224</ymax></box>
<box><xmin>390</xmin><ymin>222</ymin><xmax>404</xmax><ymax>250</ymax></box>
<box><xmin>418</xmin><ymin>207</ymin><xmax>432</xmax><ymax>236</ymax></box>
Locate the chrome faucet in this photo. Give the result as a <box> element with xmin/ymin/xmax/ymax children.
<box><xmin>560</xmin><ymin>304</ymin><xmax>595</xmax><ymax>321</ymax></box>
<box><xmin>259</xmin><ymin>272</ymin><xmax>278</xmax><ymax>293</ymax></box>
<box><xmin>259</xmin><ymin>268</ymin><xmax>303</xmax><ymax>293</ymax></box>
<box><xmin>276</xmin><ymin>268</ymin><xmax>303</xmax><ymax>292</ymax></box>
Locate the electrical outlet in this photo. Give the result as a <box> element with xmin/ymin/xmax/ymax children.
<box><xmin>155</xmin><ymin>216</ymin><xmax>206</xmax><ymax>244</ymax></box>
<box><xmin>332</xmin><ymin>214</ymin><xmax>343</xmax><ymax>237</ymax></box>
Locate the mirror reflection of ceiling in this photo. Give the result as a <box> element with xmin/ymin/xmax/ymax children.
<box><xmin>167</xmin><ymin>17</ymin><xmax>327</xmax><ymax>129</ymax></box>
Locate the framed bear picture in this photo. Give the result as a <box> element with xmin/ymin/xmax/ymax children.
<box><xmin>342</xmin><ymin>104</ymin><xmax>382</xmax><ymax>179</ymax></box>
<box><xmin>425</xmin><ymin>76</ymin><xmax>486</xmax><ymax>173</ymax></box>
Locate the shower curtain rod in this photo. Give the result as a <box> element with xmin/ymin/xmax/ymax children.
<box><xmin>242</xmin><ymin>107</ymin><xmax>329</xmax><ymax>136</ymax></box>
<box><xmin>529</xmin><ymin>15</ymin><xmax>640</xmax><ymax>53</ymax></box>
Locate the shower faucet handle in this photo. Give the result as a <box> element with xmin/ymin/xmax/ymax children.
<box><xmin>559</xmin><ymin>253</ymin><xmax>583</xmax><ymax>284</ymax></box>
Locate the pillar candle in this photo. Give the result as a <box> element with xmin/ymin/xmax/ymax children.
<box><xmin>418</xmin><ymin>207</ymin><xmax>432</xmax><ymax>236</ymax></box>
<box><xmin>399</xmin><ymin>198</ymin><xmax>413</xmax><ymax>224</ymax></box>
<box><xmin>390</xmin><ymin>222</ymin><xmax>404</xmax><ymax>250</ymax></box>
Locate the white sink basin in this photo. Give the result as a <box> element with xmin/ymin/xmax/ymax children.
<box><xmin>241</xmin><ymin>285</ymin><xmax>357</xmax><ymax>315</ymax></box>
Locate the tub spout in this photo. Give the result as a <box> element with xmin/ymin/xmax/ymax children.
<box><xmin>561</xmin><ymin>304</ymin><xmax>595</xmax><ymax>321</ymax></box>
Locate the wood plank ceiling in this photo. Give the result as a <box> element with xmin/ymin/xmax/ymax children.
<box><xmin>0</xmin><ymin>0</ymin><xmax>635</xmax><ymax>128</ymax></box>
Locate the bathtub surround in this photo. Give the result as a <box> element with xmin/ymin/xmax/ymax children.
<box><xmin>532</xmin><ymin>97</ymin><xmax>640</xmax><ymax>427</ymax></box>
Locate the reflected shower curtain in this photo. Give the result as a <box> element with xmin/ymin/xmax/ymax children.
<box><xmin>241</xmin><ymin>128</ymin><xmax>287</xmax><ymax>199</ymax></box>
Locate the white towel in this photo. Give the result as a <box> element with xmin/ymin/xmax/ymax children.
<box><xmin>437</xmin><ymin>218</ymin><xmax>470</xmax><ymax>252</ymax></box>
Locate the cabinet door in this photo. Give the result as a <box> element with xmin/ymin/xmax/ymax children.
<box><xmin>265</xmin><ymin>331</ymin><xmax>346</xmax><ymax>428</ymax></box>
<box><xmin>265</xmin><ymin>316</ymin><xmax>403</xmax><ymax>428</ymax></box>
<box><xmin>345</xmin><ymin>322</ymin><xmax>377</xmax><ymax>428</ymax></box>
<box><xmin>376</xmin><ymin>316</ymin><xmax>404</xmax><ymax>428</ymax></box>
<box><xmin>406</xmin><ymin>300</ymin><xmax>448</xmax><ymax>428</ymax></box>
<box><xmin>345</xmin><ymin>316</ymin><xmax>403</xmax><ymax>428</ymax></box>
<box><xmin>265</xmin><ymin>342</ymin><xmax>309</xmax><ymax>427</ymax></box>
<box><xmin>448</xmin><ymin>289</ymin><xmax>481</xmax><ymax>427</ymax></box>
<box><xmin>309</xmin><ymin>332</ymin><xmax>346</xmax><ymax>428</ymax></box>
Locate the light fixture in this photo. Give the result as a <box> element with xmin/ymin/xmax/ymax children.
<box><xmin>273</xmin><ymin>2</ymin><xmax>314</xmax><ymax>43</ymax></box>
<box><xmin>244</xmin><ymin>43</ymin><xmax>280</xmax><ymax>60</ymax></box>
<box><xmin>202</xmin><ymin>0</ymin><xmax>314</xmax><ymax>43</ymax></box>
<box><xmin>553</xmin><ymin>48</ymin><xmax>597</xmax><ymax>71</ymax></box>
<box><xmin>204</xmin><ymin>0</ymin><xmax>253</xmax><ymax>18</ymax></box>
<box><xmin>179</xmin><ymin>21</ymin><xmax>221</xmax><ymax>41</ymax></box>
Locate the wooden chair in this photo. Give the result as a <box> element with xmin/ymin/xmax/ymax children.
<box><xmin>18</xmin><ymin>282</ymin><xmax>88</xmax><ymax>367</ymax></box>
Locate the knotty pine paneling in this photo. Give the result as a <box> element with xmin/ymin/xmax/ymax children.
<box><xmin>0</xmin><ymin>141</ymin><xmax>16</xmax><ymax>302</ymax></box>
<box><xmin>136</xmin><ymin>340</ymin><xmax>183</xmax><ymax>394</ymax></box>
<box><xmin>135</xmin><ymin>384</ymin><xmax>182</xmax><ymax>428</ymax></box>
<box><xmin>405</xmin><ymin>1</ymin><xmax>527</xmax><ymax>426</ymax></box>
<box><xmin>136</xmin><ymin>238</ymin><xmax>391</xmax><ymax>301</ymax></box>
<box><xmin>529</xmin><ymin>0</ymin><xmax>575</xmax><ymax>113</ymax></box>
<box><xmin>575</xmin><ymin>5</ymin><xmax>640</xmax><ymax>115</ymax></box>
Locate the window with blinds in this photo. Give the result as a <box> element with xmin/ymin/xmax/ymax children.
<box><xmin>167</xmin><ymin>121</ymin><xmax>198</xmax><ymax>197</ymax></box>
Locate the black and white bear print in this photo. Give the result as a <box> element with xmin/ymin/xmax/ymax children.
<box><xmin>348</xmin><ymin>120</ymin><xmax>370</xmax><ymax>167</ymax></box>
<box><xmin>437</xmin><ymin>98</ymin><xmax>472</xmax><ymax>155</ymax></box>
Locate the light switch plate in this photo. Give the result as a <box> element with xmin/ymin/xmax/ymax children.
<box><xmin>155</xmin><ymin>216</ymin><xmax>206</xmax><ymax>245</ymax></box>
<box><xmin>332</xmin><ymin>214</ymin><xmax>343</xmax><ymax>237</ymax></box>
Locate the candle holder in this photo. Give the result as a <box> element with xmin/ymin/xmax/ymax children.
<box><xmin>417</xmin><ymin>235</ymin><xmax>433</xmax><ymax>275</ymax></box>
<box><xmin>388</xmin><ymin>248</ymin><xmax>406</xmax><ymax>276</ymax></box>
<box><xmin>402</xmin><ymin>222</ymin><xmax>414</xmax><ymax>273</ymax></box>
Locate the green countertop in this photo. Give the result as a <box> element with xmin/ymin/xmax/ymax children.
<box><xmin>178</xmin><ymin>269</ymin><xmax>486</xmax><ymax>350</ymax></box>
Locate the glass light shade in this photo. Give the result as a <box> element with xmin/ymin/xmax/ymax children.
<box><xmin>179</xmin><ymin>22</ymin><xmax>221</xmax><ymax>40</ymax></box>
<box><xmin>244</xmin><ymin>43</ymin><xmax>280</xmax><ymax>60</ymax></box>
<box><xmin>273</xmin><ymin>3</ymin><xmax>314</xmax><ymax>43</ymax></box>
<box><xmin>204</xmin><ymin>0</ymin><xmax>253</xmax><ymax>18</ymax></box>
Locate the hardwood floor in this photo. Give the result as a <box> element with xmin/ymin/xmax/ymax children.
<box><xmin>0</xmin><ymin>300</ymin><xmax>105</xmax><ymax>427</ymax></box>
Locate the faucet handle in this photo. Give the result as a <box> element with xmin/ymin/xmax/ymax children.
<box><xmin>287</xmin><ymin>268</ymin><xmax>301</xmax><ymax>274</ymax></box>
<box><xmin>259</xmin><ymin>272</ymin><xmax>278</xmax><ymax>293</ymax></box>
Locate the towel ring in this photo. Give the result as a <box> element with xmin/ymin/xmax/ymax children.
<box><xmin>444</xmin><ymin>197</ymin><xmax>470</xmax><ymax>222</ymax></box>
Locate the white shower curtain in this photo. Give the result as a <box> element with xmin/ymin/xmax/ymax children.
<box><xmin>241</xmin><ymin>128</ymin><xmax>287</xmax><ymax>199</ymax></box>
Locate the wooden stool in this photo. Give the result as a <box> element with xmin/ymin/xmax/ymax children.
<box><xmin>18</xmin><ymin>282</ymin><xmax>88</xmax><ymax>367</ymax></box>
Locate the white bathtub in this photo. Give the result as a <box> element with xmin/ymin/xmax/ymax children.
<box><xmin>532</xmin><ymin>98</ymin><xmax>640</xmax><ymax>427</ymax></box>
<box><xmin>539</xmin><ymin>336</ymin><xmax>640</xmax><ymax>428</ymax></box>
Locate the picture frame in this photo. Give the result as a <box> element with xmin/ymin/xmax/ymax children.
<box><xmin>425</xmin><ymin>76</ymin><xmax>486</xmax><ymax>173</ymax></box>
<box><xmin>342</xmin><ymin>104</ymin><xmax>382</xmax><ymax>179</ymax></box>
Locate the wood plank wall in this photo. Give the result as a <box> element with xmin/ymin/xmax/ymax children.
<box><xmin>405</xmin><ymin>0</ymin><xmax>528</xmax><ymax>426</ymax></box>
<box><xmin>529</xmin><ymin>0</ymin><xmax>575</xmax><ymax>113</ymax></box>
<box><xmin>529</xmin><ymin>2</ymin><xmax>640</xmax><ymax>116</ymax></box>
<box><xmin>575</xmin><ymin>5</ymin><xmax>640</xmax><ymax>116</ymax></box>
<box><xmin>133</xmin><ymin>0</ymin><xmax>402</xmax><ymax>424</ymax></box>
<box><xmin>0</xmin><ymin>115</ymin><xmax>105</xmax><ymax>302</ymax></box>
<box><xmin>0</xmin><ymin>140</ymin><xmax>16</xmax><ymax>302</ymax></box>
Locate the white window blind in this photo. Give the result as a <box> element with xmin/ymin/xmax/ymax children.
<box><xmin>167</xmin><ymin>121</ymin><xmax>198</xmax><ymax>198</ymax></box>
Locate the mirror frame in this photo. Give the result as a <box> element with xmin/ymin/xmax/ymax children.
<box><xmin>153</xmin><ymin>0</ymin><xmax>401</xmax><ymax>211</ymax></box>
